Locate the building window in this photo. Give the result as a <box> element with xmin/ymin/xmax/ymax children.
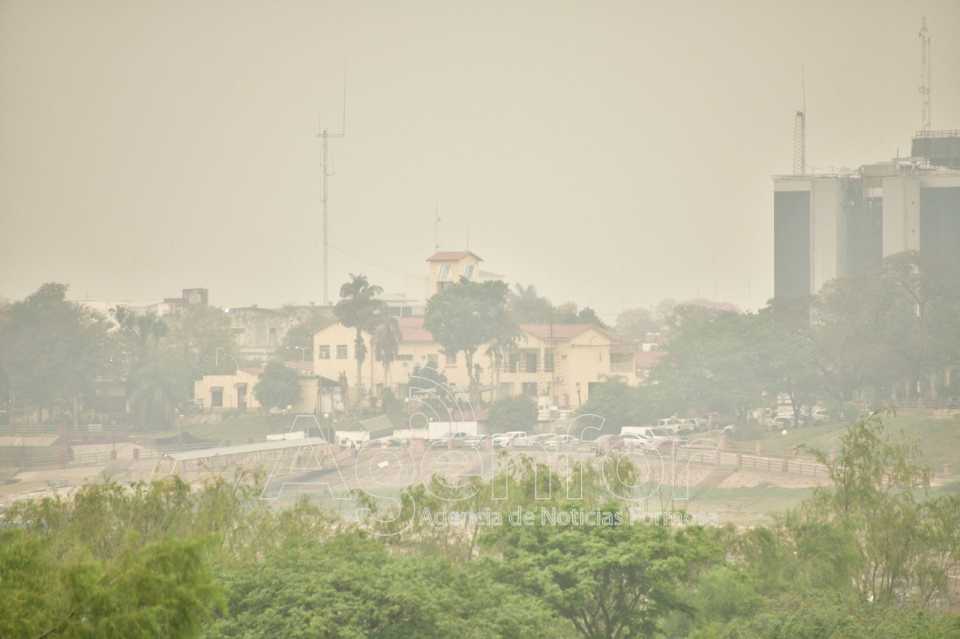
<box><xmin>236</xmin><ymin>383</ymin><xmax>247</xmax><ymax>410</ymax></box>
<box><xmin>524</xmin><ymin>350</ymin><xmax>538</xmax><ymax>373</ymax></box>
<box><xmin>522</xmin><ymin>382</ymin><xmax>538</xmax><ymax>397</ymax></box>
<box><xmin>544</xmin><ymin>349</ymin><xmax>555</xmax><ymax>372</ymax></box>
<box><xmin>445</xmin><ymin>352</ymin><xmax>457</xmax><ymax>367</ymax></box>
<box><xmin>336</xmin><ymin>345</ymin><xmax>348</xmax><ymax>359</ymax></box>
<box><xmin>463</xmin><ymin>264</ymin><xmax>475</xmax><ymax>279</ymax></box>
<box><xmin>211</xmin><ymin>387</ymin><xmax>223</xmax><ymax>408</ymax></box>
<box><xmin>318</xmin><ymin>345</ymin><xmax>331</xmax><ymax>360</ymax></box>
<box><xmin>438</xmin><ymin>264</ymin><xmax>450</xmax><ymax>280</ymax></box>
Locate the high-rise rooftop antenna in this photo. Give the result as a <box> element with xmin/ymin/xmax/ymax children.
<box><xmin>317</xmin><ymin>70</ymin><xmax>348</xmax><ymax>305</ymax></box>
<box><xmin>793</xmin><ymin>66</ymin><xmax>806</xmax><ymax>175</ymax></box>
<box><xmin>919</xmin><ymin>17</ymin><xmax>931</xmax><ymax>131</ymax></box>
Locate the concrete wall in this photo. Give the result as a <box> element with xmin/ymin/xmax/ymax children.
<box><xmin>811</xmin><ymin>178</ymin><xmax>843</xmax><ymax>292</ymax></box>
<box><xmin>882</xmin><ymin>175</ymin><xmax>921</xmax><ymax>256</ymax></box>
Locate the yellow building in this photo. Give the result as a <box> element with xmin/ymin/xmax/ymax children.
<box><xmin>312</xmin><ymin>317</ymin><xmax>641</xmax><ymax>408</ymax></box>
<box><xmin>426</xmin><ymin>251</ymin><xmax>486</xmax><ymax>296</ymax></box>
<box><xmin>193</xmin><ymin>362</ymin><xmax>343</xmax><ymax>415</ymax></box>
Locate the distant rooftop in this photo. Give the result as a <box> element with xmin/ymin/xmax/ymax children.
<box><xmin>426</xmin><ymin>250</ymin><xmax>483</xmax><ymax>263</ymax></box>
<box><xmin>520</xmin><ymin>323</ymin><xmax>607</xmax><ymax>342</ymax></box>
<box><xmin>912</xmin><ymin>130</ymin><xmax>960</xmax><ymax>169</ymax></box>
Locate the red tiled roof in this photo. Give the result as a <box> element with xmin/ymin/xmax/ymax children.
<box><xmin>398</xmin><ymin>316</ymin><xmax>434</xmax><ymax>342</ymax></box>
<box><xmin>283</xmin><ymin>361</ymin><xmax>315</xmax><ymax>373</ymax></box>
<box><xmin>426</xmin><ymin>251</ymin><xmax>483</xmax><ymax>263</ymax></box>
<box><xmin>519</xmin><ymin>323</ymin><xmax>604</xmax><ymax>342</ymax></box>
<box><xmin>335</xmin><ymin>318</ymin><xmax>616</xmax><ymax>346</ymax></box>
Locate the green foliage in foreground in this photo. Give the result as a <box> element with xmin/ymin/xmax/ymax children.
<box><xmin>0</xmin><ymin>530</ymin><xmax>221</xmax><ymax>639</ymax></box>
<box><xmin>1</xmin><ymin>415</ymin><xmax>959</xmax><ymax>638</ymax></box>
<box><xmin>206</xmin><ymin>535</ymin><xmax>559</xmax><ymax>639</ymax></box>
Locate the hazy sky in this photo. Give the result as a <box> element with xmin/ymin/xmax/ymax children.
<box><xmin>2</xmin><ymin>0</ymin><xmax>958</xmax><ymax>320</ymax></box>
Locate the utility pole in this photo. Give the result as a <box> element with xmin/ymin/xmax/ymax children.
<box><xmin>317</xmin><ymin>75</ymin><xmax>347</xmax><ymax>305</ymax></box>
<box><xmin>919</xmin><ymin>17</ymin><xmax>931</xmax><ymax>131</ymax></box>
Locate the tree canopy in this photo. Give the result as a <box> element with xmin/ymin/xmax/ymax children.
<box><xmin>0</xmin><ymin>283</ymin><xmax>111</xmax><ymax>420</ymax></box>
<box><xmin>254</xmin><ymin>361</ymin><xmax>301</xmax><ymax>411</ymax></box>
<box><xmin>424</xmin><ymin>279</ymin><xmax>514</xmax><ymax>392</ymax></box>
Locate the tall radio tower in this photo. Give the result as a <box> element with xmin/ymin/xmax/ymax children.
<box><xmin>919</xmin><ymin>17</ymin><xmax>932</xmax><ymax>131</ymax></box>
<box><xmin>793</xmin><ymin>67</ymin><xmax>806</xmax><ymax>175</ymax></box>
<box><xmin>317</xmin><ymin>75</ymin><xmax>347</xmax><ymax>306</ymax></box>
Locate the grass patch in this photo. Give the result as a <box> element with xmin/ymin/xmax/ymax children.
<box><xmin>743</xmin><ymin>410</ymin><xmax>960</xmax><ymax>474</ymax></box>
<box><xmin>181</xmin><ymin>414</ymin><xmax>306</xmax><ymax>446</ymax></box>
<box><xmin>690</xmin><ymin>485</ymin><xmax>813</xmax><ymax>512</ymax></box>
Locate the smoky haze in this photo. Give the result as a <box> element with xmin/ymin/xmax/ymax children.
<box><xmin>1</xmin><ymin>0</ymin><xmax>958</xmax><ymax>317</ymax></box>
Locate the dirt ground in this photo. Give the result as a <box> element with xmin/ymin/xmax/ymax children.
<box><xmin>0</xmin><ymin>445</ymin><xmax>864</xmax><ymax>523</ymax></box>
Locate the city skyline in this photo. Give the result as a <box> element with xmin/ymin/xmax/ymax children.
<box><xmin>2</xmin><ymin>0</ymin><xmax>959</xmax><ymax>319</ymax></box>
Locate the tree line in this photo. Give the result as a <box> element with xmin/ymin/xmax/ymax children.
<box><xmin>0</xmin><ymin>283</ymin><xmax>332</xmax><ymax>428</ymax></box>
<box><xmin>582</xmin><ymin>251</ymin><xmax>960</xmax><ymax>430</ymax></box>
<box><xmin>4</xmin><ymin>250</ymin><xmax>958</xmax><ymax>429</ymax></box>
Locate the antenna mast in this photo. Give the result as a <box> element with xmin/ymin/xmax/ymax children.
<box><xmin>317</xmin><ymin>72</ymin><xmax>348</xmax><ymax>306</ymax></box>
<box><xmin>793</xmin><ymin>67</ymin><xmax>806</xmax><ymax>175</ymax></box>
<box><xmin>919</xmin><ymin>17</ymin><xmax>931</xmax><ymax>131</ymax></box>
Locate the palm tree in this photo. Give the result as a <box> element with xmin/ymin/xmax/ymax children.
<box><xmin>112</xmin><ymin>307</ymin><xmax>177</xmax><ymax>428</ymax></box>
<box><xmin>112</xmin><ymin>306</ymin><xmax>168</xmax><ymax>364</ymax></box>
<box><xmin>334</xmin><ymin>274</ymin><xmax>384</xmax><ymax>402</ymax></box>
<box><xmin>508</xmin><ymin>283</ymin><xmax>554</xmax><ymax>323</ymax></box>
<box><xmin>374</xmin><ymin>314</ymin><xmax>402</xmax><ymax>392</ymax></box>
<box><xmin>485</xmin><ymin>327</ymin><xmax>520</xmax><ymax>398</ymax></box>
<box><xmin>126</xmin><ymin>359</ymin><xmax>180</xmax><ymax>430</ymax></box>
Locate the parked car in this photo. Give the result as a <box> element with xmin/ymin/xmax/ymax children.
<box><xmin>510</xmin><ymin>433</ymin><xmax>554</xmax><ymax>449</ymax></box>
<box><xmin>430</xmin><ymin>432</ymin><xmax>470</xmax><ymax>448</ymax></box>
<box><xmin>620</xmin><ymin>433</ymin><xmax>657</xmax><ymax>451</ymax></box>
<box><xmin>461</xmin><ymin>434</ymin><xmax>490</xmax><ymax>448</ymax></box>
<box><xmin>543</xmin><ymin>434</ymin><xmax>577</xmax><ymax>451</ymax></box>
<box><xmin>492</xmin><ymin>430</ymin><xmax>528</xmax><ymax>448</ymax></box>
<box><xmin>655</xmin><ymin>417</ymin><xmax>682</xmax><ymax>432</ymax></box>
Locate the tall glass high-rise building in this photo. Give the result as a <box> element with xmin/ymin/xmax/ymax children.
<box><xmin>773</xmin><ymin>132</ymin><xmax>960</xmax><ymax>301</ymax></box>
